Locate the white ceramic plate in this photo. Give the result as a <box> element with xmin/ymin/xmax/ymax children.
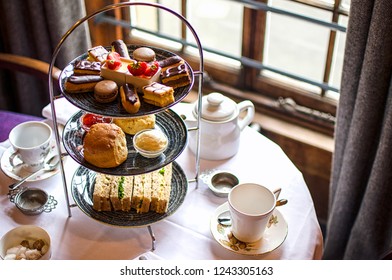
<box><xmin>210</xmin><ymin>202</ymin><xmax>288</xmax><ymax>255</ymax></box>
<box><xmin>1</xmin><ymin>141</ymin><xmax>61</xmax><ymax>182</ymax></box>
<box><xmin>0</xmin><ymin>120</ymin><xmax>64</xmax><ymax>182</ymax></box>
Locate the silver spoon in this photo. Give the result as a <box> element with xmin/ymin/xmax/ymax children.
<box><xmin>9</xmin><ymin>155</ymin><xmax>60</xmax><ymax>190</ymax></box>
<box><xmin>218</xmin><ymin>199</ymin><xmax>288</xmax><ymax>226</ymax></box>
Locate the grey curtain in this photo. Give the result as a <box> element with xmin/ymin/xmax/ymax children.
<box><xmin>323</xmin><ymin>0</ymin><xmax>392</xmax><ymax>259</ymax></box>
<box><xmin>0</xmin><ymin>0</ymin><xmax>91</xmax><ymax>116</ymax></box>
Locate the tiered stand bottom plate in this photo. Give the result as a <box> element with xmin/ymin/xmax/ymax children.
<box><xmin>71</xmin><ymin>161</ymin><xmax>188</xmax><ymax>227</ymax></box>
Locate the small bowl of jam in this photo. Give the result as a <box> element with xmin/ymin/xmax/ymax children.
<box><xmin>80</xmin><ymin>113</ymin><xmax>112</xmax><ymax>132</ymax></box>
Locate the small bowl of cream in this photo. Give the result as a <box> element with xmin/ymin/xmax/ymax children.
<box><xmin>133</xmin><ymin>129</ymin><xmax>168</xmax><ymax>158</ymax></box>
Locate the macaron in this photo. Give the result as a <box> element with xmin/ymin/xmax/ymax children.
<box><xmin>94</xmin><ymin>80</ymin><xmax>118</xmax><ymax>103</ymax></box>
<box><xmin>132</xmin><ymin>47</ymin><xmax>156</xmax><ymax>62</ymax></box>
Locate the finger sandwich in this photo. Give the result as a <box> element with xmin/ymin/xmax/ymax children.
<box><xmin>93</xmin><ymin>173</ymin><xmax>114</xmax><ymax>211</ymax></box>
<box><xmin>150</xmin><ymin>163</ymin><xmax>172</xmax><ymax>214</ymax></box>
<box><xmin>110</xmin><ymin>176</ymin><xmax>133</xmax><ymax>211</ymax></box>
<box><xmin>93</xmin><ymin>174</ymin><xmax>133</xmax><ymax>212</ymax></box>
<box><xmin>132</xmin><ymin>173</ymin><xmax>152</xmax><ymax>213</ymax></box>
<box><xmin>92</xmin><ymin>164</ymin><xmax>173</xmax><ymax>214</ymax></box>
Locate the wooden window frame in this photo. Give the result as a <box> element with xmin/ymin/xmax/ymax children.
<box><xmin>85</xmin><ymin>0</ymin><xmax>348</xmax><ymax>136</ymax></box>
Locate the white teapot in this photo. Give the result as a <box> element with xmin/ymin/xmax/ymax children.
<box><xmin>187</xmin><ymin>92</ymin><xmax>255</xmax><ymax>160</ymax></box>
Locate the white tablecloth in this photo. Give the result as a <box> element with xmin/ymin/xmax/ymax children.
<box><xmin>0</xmin><ymin>100</ymin><xmax>323</xmax><ymax>260</ymax></box>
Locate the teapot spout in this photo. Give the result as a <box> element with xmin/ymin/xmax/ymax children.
<box><xmin>172</xmin><ymin>102</ymin><xmax>197</xmax><ymax>128</ymax></box>
<box><xmin>185</xmin><ymin>119</ymin><xmax>198</xmax><ymax>130</ymax></box>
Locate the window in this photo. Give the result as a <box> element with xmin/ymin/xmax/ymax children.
<box><xmin>87</xmin><ymin>0</ymin><xmax>350</xmax><ymax>135</ymax></box>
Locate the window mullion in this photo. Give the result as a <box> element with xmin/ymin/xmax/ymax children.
<box><xmin>321</xmin><ymin>0</ymin><xmax>342</xmax><ymax>96</ymax></box>
<box><xmin>242</xmin><ymin>0</ymin><xmax>267</xmax><ymax>88</ymax></box>
<box><xmin>181</xmin><ymin>0</ymin><xmax>187</xmax><ymax>52</ymax></box>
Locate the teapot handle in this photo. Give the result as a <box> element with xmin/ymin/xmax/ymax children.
<box><xmin>237</xmin><ymin>100</ymin><xmax>255</xmax><ymax>131</ymax></box>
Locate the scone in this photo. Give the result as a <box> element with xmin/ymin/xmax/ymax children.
<box><xmin>113</xmin><ymin>114</ymin><xmax>155</xmax><ymax>135</ymax></box>
<box><xmin>83</xmin><ymin>123</ymin><xmax>128</xmax><ymax>168</ymax></box>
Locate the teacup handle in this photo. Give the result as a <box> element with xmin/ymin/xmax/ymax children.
<box><xmin>273</xmin><ymin>188</ymin><xmax>288</xmax><ymax>207</ymax></box>
<box><xmin>9</xmin><ymin>150</ymin><xmax>23</xmax><ymax>169</ymax></box>
<box><xmin>273</xmin><ymin>188</ymin><xmax>281</xmax><ymax>199</ymax></box>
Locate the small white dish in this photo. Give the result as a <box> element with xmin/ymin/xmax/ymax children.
<box><xmin>1</xmin><ymin>141</ymin><xmax>60</xmax><ymax>182</ymax></box>
<box><xmin>133</xmin><ymin>129</ymin><xmax>168</xmax><ymax>158</ymax></box>
<box><xmin>210</xmin><ymin>202</ymin><xmax>288</xmax><ymax>255</ymax></box>
<box><xmin>0</xmin><ymin>225</ymin><xmax>51</xmax><ymax>260</ymax></box>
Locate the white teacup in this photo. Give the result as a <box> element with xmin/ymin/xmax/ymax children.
<box><xmin>8</xmin><ymin>121</ymin><xmax>52</xmax><ymax>172</ymax></box>
<box><xmin>228</xmin><ymin>183</ymin><xmax>285</xmax><ymax>243</ymax></box>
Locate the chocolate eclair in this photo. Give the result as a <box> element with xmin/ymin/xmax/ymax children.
<box><xmin>64</xmin><ymin>75</ymin><xmax>104</xmax><ymax>93</ymax></box>
<box><xmin>120</xmin><ymin>84</ymin><xmax>141</xmax><ymax>114</ymax></box>
<box><xmin>158</xmin><ymin>56</ymin><xmax>182</xmax><ymax>69</ymax></box>
<box><xmin>111</xmin><ymin>39</ymin><xmax>130</xmax><ymax>59</ymax></box>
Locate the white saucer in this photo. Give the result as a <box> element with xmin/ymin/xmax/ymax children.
<box><xmin>210</xmin><ymin>202</ymin><xmax>288</xmax><ymax>255</ymax></box>
<box><xmin>1</xmin><ymin>140</ymin><xmax>61</xmax><ymax>182</ymax></box>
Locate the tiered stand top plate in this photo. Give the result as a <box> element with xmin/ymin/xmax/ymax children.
<box><xmin>59</xmin><ymin>45</ymin><xmax>194</xmax><ymax>118</ymax></box>
<box><xmin>71</xmin><ymin>163</ymin><xmax>188</xmax><ymax>227</ymax></box>
<box><xmin>63</xmin><ymin>109</ymin><xmax>188</xmax><ymax>176</ymax></box>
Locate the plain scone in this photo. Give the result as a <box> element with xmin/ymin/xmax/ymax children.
<box><xmin>83</xmin><ymin>123</ymin><xmax>128</xmax><ymax>168</ymax></box>
<box><xmin>113</xmin><ymin>114</ymin><xmax>155</xmax><ymax>135</ymax></box>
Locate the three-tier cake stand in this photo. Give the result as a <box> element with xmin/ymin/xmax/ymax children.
<box><xmin>47</xmin><ymin>1</ymin><xmax>203</xmax><ymax>251</ymax></box>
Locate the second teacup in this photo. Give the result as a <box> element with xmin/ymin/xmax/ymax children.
<box><xmin>8</xmin><ymin>121</ymin><xmax>52</xmax><ymax>172</ymax></box>
<box><xmin>228</xmin><ymin>183</ymin><xmax>285</xmax><ymax>243</ymax></box>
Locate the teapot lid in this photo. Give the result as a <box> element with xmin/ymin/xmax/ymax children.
<box><xmin>194</xmin><ymin>92</ymin><xmax>237</xmax><ymax>122</ymax></box>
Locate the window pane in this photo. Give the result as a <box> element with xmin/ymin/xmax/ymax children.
<box><xmin>341</xmin><ymin>0</ymin><xmax>351</xmax><ymax>10</ymax></box>
<box><xmin>264</xmin><ymin>0</ymin><xmax>332</xmax><ymax>92</ymax></box>
<box><xmin>130</xmin><ymin>1</ymin><xmax>158</xmax><ymax>32</ymax></box>
<box><xmin>158</xmin><ymin>0</ymin><xmax>182</xmax><ymax>39</ymax></box>
<box><xmin>129</xmin><ymin>0</ymin><xmax>182</xmax><ymax>48</ymax></box>
<box><xmin>186</xmin><ymin>0</ymin><xmax>243</xmax><ymax>60</ymax></box>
